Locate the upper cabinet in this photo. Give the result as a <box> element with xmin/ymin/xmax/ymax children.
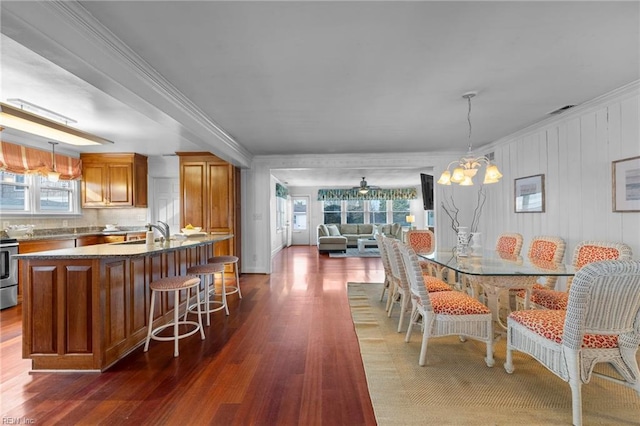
<box><xmin>80</xmin><ymin>153</ymin><xmax>148</xmax><ymax>208</ymax></box>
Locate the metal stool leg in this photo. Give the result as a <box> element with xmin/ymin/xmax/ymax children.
<box><xmin>143</xmin><ymin>290</ymin><xmax>156</xmax><ymax>352</ymax></box>
<box><xmin>173</xmin><ymin>289</ymin><xmax>179</xmax><ymax>357</ymax></box>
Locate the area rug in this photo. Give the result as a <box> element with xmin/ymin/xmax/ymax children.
<box><xmin>347</xmin><ymin>282</ymin><xmax>640</xmax><ymax>426</ymax></box>
<box><xmin>329</xmin><ymin>248</ymin><xmax>380</xmax><ymax>258</ymax></box>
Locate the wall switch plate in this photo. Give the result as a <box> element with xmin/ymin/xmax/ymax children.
<box><xmin>2</xmin><ymin>221</ymin><xmax>9</xmax><ymax>229</ymax></box>
<box><xmin>62</xmin><ymin>220</ymin><xmax>68</xmax><ymax>227</ymax></box>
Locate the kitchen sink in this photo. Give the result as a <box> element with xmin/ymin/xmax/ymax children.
<box><xmin>113</xmin><ymin>239</ymin><xmax>149</xmax><ymax>245</ymax></box>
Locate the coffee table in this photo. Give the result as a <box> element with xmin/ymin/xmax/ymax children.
<box><xmin>357</xmin><ymin>238</ymin><xmax>378</xmax><ymax>253</ymax></box>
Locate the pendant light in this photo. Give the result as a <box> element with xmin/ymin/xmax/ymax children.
<box><xmin>437</xmin><ymin>92</ymin><xmax>502</xmax><ymax>186</ymax></box>
<box><xmin>47</xmin><ymin>141</ymin><xmax>61</xmax><ymax>182</ymax></box>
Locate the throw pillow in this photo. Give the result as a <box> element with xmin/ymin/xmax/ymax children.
<box><xmin>318</xmin><ymin>224</ymin><xmax>329</xmax><ymax>237</ymax></box>
<box><xmin>391</xmin><ymin>223</ymin><xmax>401</xmax><ymax>238</ymax></box>
<box><xmin>327</xmin><ymin>225</ymin><xmax>341</xmax><ymax>236</ymax></box>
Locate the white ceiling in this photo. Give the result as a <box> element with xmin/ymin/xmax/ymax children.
<box><xmin>1</xmin><ymin>1</ymin><xmax>638</xmax><ymax>187</ymax></box>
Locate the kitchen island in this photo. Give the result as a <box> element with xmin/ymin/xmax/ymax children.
<box><xmin>16</xmin><ymin>234</ymin><xmax>233</xmax><ymax>372</ymax></box>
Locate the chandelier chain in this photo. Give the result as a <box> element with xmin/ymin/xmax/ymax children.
<box><xmin>467</xmin><ymin>94</ymin><xmax>473</xmax><ymax>152</ymax></box>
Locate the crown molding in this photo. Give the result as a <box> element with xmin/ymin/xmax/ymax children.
<box><xmin>252</xmin><ymin>151</ymin><xmax>454</xmax><ymax>170</ymax></box>
<box><xmin>484</xmin><ymin>80</ymin><xmax>640</xmax><ymax>152</ymax></box>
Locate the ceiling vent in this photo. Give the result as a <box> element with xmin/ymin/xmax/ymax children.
<box><xmin>547</xmin><ymin>105</ymin><xmax>576</xmax><ymax>115</ymax></box>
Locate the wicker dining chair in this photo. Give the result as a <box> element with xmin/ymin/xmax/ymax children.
<box><xmin>496</xmin><ymin>232</ymin><xmax>524</xmax><ymax>256</ymax></box>
<box><xmin>386</xmin><ymin>238</ymin><xmax>452</xmax><ymax>333</ymax></box>
<box><xmin>384</xmin><ymin>237</ymin><xmax>413</xmax><ymax>332</ymax></box>
<box><xmin>376</xmin><ymin>234</ymin><xmax>393</xmax><ymax>308</ymax></box>
<box><xmin>511</xmin><ymin>235</ymin><xmax>566</xmax><ymax>310</ymax></box>
<box><xmin>397</xmin><ymin>243</ymin><xmax>494</xmax><ymax>367</ymax></box>
<box><xmin>528</xmin><ymin>241</ymin><xmax>633</xmax><ymax>310</ymax></box>
<box><xmin>406</xmin><ymin>229</ymin><xmax>437</xmax><ymax>273</ymax></box>
<box><xmin>504</xmin><ymin>260</ymin><xmax>640</xmax><ymax>426</ymax></box>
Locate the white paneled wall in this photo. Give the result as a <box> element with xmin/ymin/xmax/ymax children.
<box><xmin>477</xmin><ymin>83</ymin><xmax>639</xmax><ymax>289</ymax></box>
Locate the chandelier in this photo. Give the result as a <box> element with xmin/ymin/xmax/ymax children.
<box><xmin>437</xmin><ymin>92</ymin><xmax>502</xmax><ymax>186</ymax></box>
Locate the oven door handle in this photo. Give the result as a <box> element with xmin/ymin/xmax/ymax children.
<box><xmin>0</xmin><ymin>251</ymin><xmax>8</xmax><ymax>280</ymax></box>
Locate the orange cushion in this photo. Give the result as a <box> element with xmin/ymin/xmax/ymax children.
<box><xmin>530</xmin><ymin>289</ymin><xmax>568</xmax><ymax>310</ymax></box>
<box><xmin>513</xmin><ymin>283</ymin><xmax>546</xmax><ymax>298</ymax></box>
<box><xmin>408</xmin><ymin>233</ymin><xmax>433</xmax><ymax>252</ymax></box>
<box><xmin>529</xmin><ymin>240</ymin><xmax>559</xmax><ymax>262</ymax></box>
<box><xmin>496</xmin><ymin>236</ymin><xmax>518</xmax><ymax>255</ymax></box>
<box><xmin>428</xmin><ymin>291</ymin><xmax>491</xmax><ymax>315</ymax></box>
<box><xmin>423</xmin><ymin>275</ymin><xmax>452</xmax><ymax>292</ymax></box>
<box><xmin>575</xmin><ymin>245</ymin><xmax>621</xmax><ymax>269</ymax></box>
<box><xmin>508</xmin><ymin>310</ymin><xmax>618</xmax><ymax>349</ymax></box>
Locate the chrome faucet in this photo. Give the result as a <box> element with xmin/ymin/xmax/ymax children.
<box><xmin>148</xmin><ymin>221</ymin><xmax>171</xmax><ymax>242</ymax></box>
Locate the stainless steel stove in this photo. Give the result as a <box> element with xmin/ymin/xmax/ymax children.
<box><xmin>0</xmin><ymin>238</ymin><xmax>19</xmax><ymax>309</ymax></box>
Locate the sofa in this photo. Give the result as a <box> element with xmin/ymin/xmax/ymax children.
<box><xmin>317</xmin><ymin>223</ymin><xmax>402</xmax><ymax>253</ymax></box>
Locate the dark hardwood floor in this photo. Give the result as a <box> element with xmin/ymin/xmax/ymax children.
<box><xmin>0</xmin><ymin>246</ymin><xmax>381</xmax><ymax>425</ymax></box>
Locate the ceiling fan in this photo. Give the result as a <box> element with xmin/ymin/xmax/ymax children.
<box><xmin>353</xmin><ymin>177</ymin><xmax>380</xmax><ymax>194</ymax></box>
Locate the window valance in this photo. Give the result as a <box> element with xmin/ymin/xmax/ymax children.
<box><xmin>0</xmin><ymin>140</ymin><xmax>82</xmax><ymax>180</ymax></box>
<box><xmin>317</xmin><ymin>188</ymin><xmax>417</xmax><ymax>201</ymax></box>
<box><xmin>276</xmin><ymin>182</ymin><xmax>289</xmax><ymax>199</ymax></box>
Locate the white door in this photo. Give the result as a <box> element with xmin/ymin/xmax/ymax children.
<box><xmin>152</xmin><ymin>177</ymin><xmax>180</xmax><ymax>233</ymax></box>
<box><xmin>286</xmin><ymin>196</ymin><xmax>293</xmax><ymax>247</ymax></box>
<box><xmin>291</xmin><ymin>196</ymin><xmax>310</xmax><ymax>245</ymax></box>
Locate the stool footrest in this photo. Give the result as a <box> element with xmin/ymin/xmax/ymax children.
<box><xmin>225</xmin><ymin>286</ymin><xmax>240</xmax><ymax>295</ymax></box>
<box><xmin>148</xmin><ymin>321</ymin><xmax>202</xmax><ymax>342</ymax></box>
<box><xmin>187</xmin><ymin>300</ymin><xmax>227</xmax><ymax>315</ymax></box>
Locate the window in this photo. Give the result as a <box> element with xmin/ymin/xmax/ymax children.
<box><xmin>0</xmin><ymin>172</ymin><xmax>28</xmax><ymax>211</ymax></box>
<box><xmin>369</xmin><ymin>199</ymin><xmax>386</xmax><ymax>224</ymax></box>
<box><xmin>276</xmin><ymin>196</ymin><xmax>286</xmax><ymax>230</ymax></box>
<box><xmin>0</xmin><ymin>171</ymin><xmax>79</xmax><ymax>215</ymax></box>
<box><xmin>323</xmin><ymin>199</ymin><xmax>410</xmax><ymax>225</ymax></box>
<box><xmin>323</xmin><ymin>200</ymin><xmax>341</xmax><ymax>224</ymax></box>
<box><xmin>292</xmin><ymin>198</ymin><xmax>307</xmax><ymax>230</ymax></box>
<box><xmin>346</xmin><ymin>200</ymin><xmax>364</xmax><ymax>224</ymax></box>
<box><xmin>392</xmin><ymin>199</ymin><xmax>411</xmax><ymax>225</ymax></box>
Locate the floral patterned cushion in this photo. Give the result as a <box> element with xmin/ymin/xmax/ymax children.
<box><xmin>529</xmin><ymin>240</ymin><xmax>559</xmax><ymax>262</ymax></box>
<box><xmin>496</xmin><ymin>236</ymin><xmax>518</xmax><ymax>255</ymax></box>
<box><xmin>423</xmin><ymin>275</ymin><xmax>452</xmax><ymax>292</ymax></box>
<box><xmin>509</xmin><ymin>310</ymin><xmax>618</xmax><ymax>348</ymax></box>
<box><xmin>514</xmin><ymin>283</ymin><xmax>546</xmax><ymax>298</ymax></box>
<box><xmin>530</xmin><ymin>288</ymin><xmax>568</xmax><ymax>310</ymax></box>
<box><xmin>408</xmin><ymin>232</ymin><xmax>434</xmax><ymax>253</ymax></box>
<box><xmin>575</xmin><ymin>245</ymin><xmax>622</xmax><ymax>269</ymax></box>
<box><xmin>427</xmin><ymin>291</ymin><xmax>491</xmax><ymax>315</ymax></box>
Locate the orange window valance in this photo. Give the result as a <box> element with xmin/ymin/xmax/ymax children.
<box><xmin>0</xmin><ymin>140</ymin><xmax>82</xmax><ymax>180</ymax></box>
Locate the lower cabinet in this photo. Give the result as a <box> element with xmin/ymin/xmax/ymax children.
<box><xmin>21</xmin><ymin>242</ymin><xmax>214</xmax><ymax>371</ymax></box>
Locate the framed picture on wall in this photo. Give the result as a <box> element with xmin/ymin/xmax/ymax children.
<box><xmin>612</xmin><ymin>155</ymin><xmax>640</xmax><ymax>212</ymax></box>
<box><xmin>514</xmin><ymin>174</ymin><xmax>545</xmax><ymax>213</ymax></box>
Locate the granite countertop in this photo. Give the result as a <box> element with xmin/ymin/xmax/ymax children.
<box><xmin>10</xmin><ymin>227</ymin><xmax>148</xmax><ymax>242</ymax></box>
<box><xmin>14</xmin><ymin>234</ymin><xmax>233</xmax><ymax>259</ymax></box>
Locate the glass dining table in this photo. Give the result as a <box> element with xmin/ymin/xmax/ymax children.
<box><xmin>418</xmin><ymin>250</ymin><xmax>576</xmax><ymax>331</ymax></box>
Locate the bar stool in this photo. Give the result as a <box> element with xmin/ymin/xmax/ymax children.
<box><xmin>144</xmin><ymin>275</ymin><xmax>204</xmax><ymax>357</ymax></box>
<box><xmin>185</xmin><ymin>262</ymin><xmax>228</xmax><ymax>326</ymax></box>
<box><xmin>208</xmin><ymin>255</ymin><xmax>241</xmax><ymax>299</ymax></box>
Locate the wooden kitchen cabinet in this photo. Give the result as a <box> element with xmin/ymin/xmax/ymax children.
<box><xmin>80</xmin><ymin>153</ymin><xmax>148</xmax><ymax>208</ymax></box>
<box><xmin>17</xmin><ymin>238</ymin><xmax>76</xmax><ymax>302</ymax></box>
<box><xmin>102</xmin><ymin>235</ymin><xmax>126</xmax><ymax>243</ymax></box>
<box><xmin>76</xmin><ymin>235</ymin><xmax>102</xmax><ymax>247</ymax></box>
<box><xmin>178</xmin><ymin>152</ymin><xmax>240</xmax><ymax>263</ymax></box>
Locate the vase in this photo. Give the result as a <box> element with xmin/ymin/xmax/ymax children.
<box><xmin>469</xmin><ymin>232</ymin><xmax>483</xmax><ymax>257</ymax></box>
<box><xmin>456</xmin><ymin>227</ymin><xmax>469</xmax><ymax>257</ymax></box>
